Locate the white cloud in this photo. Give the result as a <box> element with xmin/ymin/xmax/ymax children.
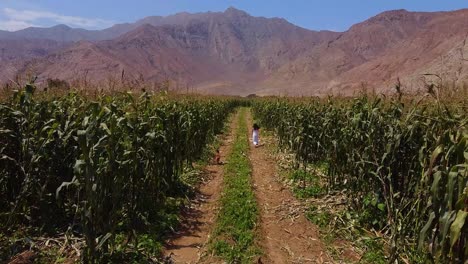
<box><xmin>0</xmin><ymin>7</ymin><xmax>115</xmax><ymax>31</ymax></box>
<box><xmin>0</xmin><ymin>19</ymin><xmax>37</xmax><ymax>31</ymax></box>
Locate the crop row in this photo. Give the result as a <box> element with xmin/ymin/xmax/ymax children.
<box><xmin>0</xmin><ymin>85</ymin><xmax>238</xmax><ymax>262</ymax></box>
<box><xmin>253</xmin><ymin>96</ymin><xmax>467</xmax><ymax>262</ymax></box>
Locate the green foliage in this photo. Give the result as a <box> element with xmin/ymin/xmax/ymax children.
<box><xmin>210</xmin><ymin>108</ymin><xmax>260</xmax><ymax>263</ymax></box>
<box><xmin>290</xmin><ymin>169</ymin><xmax>325</xmax><ymax>198</ymax></box>
<box><xmin>360</xmin><ymin>237</ymin><xmax>386</xmax><ymax>264</ymax></box>
<box><xmin>253</xmin><ymin>96</ymin><xmax>467</xmax><ymax>262</ymax></box>
<box><xmin>360</xmin><ymin>193</ymin><xmax>387</xmax><ymax>229</ymax></box>
<box><xmin>0</xmin><ymin>85</ymin><xmax>238</xmax><ymax>262</ymax></box>
<box><xmin>306</xmin><ymin>206</ymin><xmax>331</xmax><ymax>228</ymax></box>
<box><xmin>307</xmin><ymin>205</ymin><xmax>388</xmax><ymax>263</ymax></box>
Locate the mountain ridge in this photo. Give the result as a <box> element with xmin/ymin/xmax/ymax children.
<box><xmin>1</xmin><ymin>7</ymin><xmax>467</xmax><ymax>95</ymax></box>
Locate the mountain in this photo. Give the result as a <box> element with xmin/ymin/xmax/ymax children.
<box><xmin>0</xmin><ymin>8</ymin><xmax>305</xmax><ymax>42</ymax></box>
<box><xmin>0</xmin><ymin>39</ymin><xmax>68</xmax><ymax>62</ymax></box>
<box><xmin>0</xmin><ymin>38</ymin><xmax>70</xmax><ymax>81</ymax></box>
<box><xmin>256</xmin><ymin>8</ymin><xmax>468</xmax><ymax>95</ymax></box>
<box><xmin>1</xmin><ymin>7</ymin><xmax>467</xmax><ymax>95</ymax></box>
<box><xmin>338</xmin><ymin>9</ymin><xmax>468</xmax><ymax>94</ymax></box>
<box><xmin>12</xmin><ymin>7</ymin><xmax>338</xmax><ymax>94</ymax></box>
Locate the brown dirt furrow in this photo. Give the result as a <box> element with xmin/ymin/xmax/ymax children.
<box><xmin>247</xmin><ymin>111</ymin><xmax>331</xmax><ymax>264</ymax></box>
<box><xmin>163</xmin><ymin>112</ymin><xmax>238</xmax><ymax>264</ymax></box>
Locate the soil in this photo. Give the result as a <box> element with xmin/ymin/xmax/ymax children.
<box><xmin>246</xmin><ymin>111</ymin><xmax>331</xmax><ymax>264</ymax></box>
<box><xmin>6</xmin><ymin>109</ymin><xmax>360</xmax><ymax>264</ymax></box>
<box><xmin>7</xmin><ymin>251</ymin><xmax>36</xmax><ymax>264</ymax></box>
<box><xmin>164</xmin><ymin>110</ymin><xmax>333</xmax><ymax>263</ymax></box>
<box><xmin>163</xmin><ymin>112</ymin><xmax>238</xmax><ymax>264</ymax></box>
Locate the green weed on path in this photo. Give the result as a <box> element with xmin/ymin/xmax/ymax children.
<box><xmin>210</xmin><ymin>108</ymin><xmax>260</xmax><ymax>263</ymax></box>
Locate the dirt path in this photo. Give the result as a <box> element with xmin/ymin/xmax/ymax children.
<box><xmin>163</xmin><ymin>112</ymin><xmax>238</xmax><ymax>264</ymax></box>
<box><xmin>164</xmin><ymin>110</ymin><xmax>330</xmax><ymax>263</ymax></box>
<box><xmin>247</xmin><ymin>111</ymin><xmax>331</xmax><ymax>264</ymax></box>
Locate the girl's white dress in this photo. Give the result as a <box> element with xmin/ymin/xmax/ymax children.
<box><xmin>252</xmin><ymin>129</ymin><xmax>259</xmax><ymax>146</ymax></box>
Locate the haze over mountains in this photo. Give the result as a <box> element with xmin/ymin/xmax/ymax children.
<box><xmin>1</xmin><ymin>7</ymin><xmax>467</xmax><ymax>95</ymax></box>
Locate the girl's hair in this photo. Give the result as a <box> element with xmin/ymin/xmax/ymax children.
<box><xmin>253</xmin><ymin>123</ymin><xmax>260</xmax><ymax>130</ymax></box>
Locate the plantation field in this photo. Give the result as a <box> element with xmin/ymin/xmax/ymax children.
<box><xmin>0</xmin><ymin>85</ymin><xmax>467</xmax><ymax>263</ymax></box>
<box><xmin>253</xmin><ymin>95</ymin><xmax>467</xmax><ymax>263</ymax></box>
<box><xmin>0</xmin><ymin>85</ymin><xmax>239</xmax><ymax>262</ymax></box>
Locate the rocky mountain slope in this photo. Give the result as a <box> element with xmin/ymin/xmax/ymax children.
<box><xmin>1</xmin><ymin>7</ymin><xmax>467</xmax><ymax>95</ymax></box>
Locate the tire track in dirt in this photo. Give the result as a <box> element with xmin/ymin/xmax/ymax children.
<box><xmin>163</xmin><ymin>112</ymin><xmax>238</xmax><ymax>264</ymax></box>
<box><xmin>247</xmin><ymin>110</ymin><xmax>331</xmax><ymax>264</ymax></box>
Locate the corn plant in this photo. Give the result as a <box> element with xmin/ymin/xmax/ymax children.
<box><xmin>0</xmin><ymin>85</ymin><xmax>238</xmax><ymax>262</ymax></box>
<box><xmin>253</xmin><ymin>95</ymin><xmax>467</xmax><ymax>262</ymax></box>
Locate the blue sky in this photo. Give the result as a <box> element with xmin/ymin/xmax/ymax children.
<box><xmin>0</xmin><ymin>0</ymin><xmax>467</xmax><ymax>32</ymax></box>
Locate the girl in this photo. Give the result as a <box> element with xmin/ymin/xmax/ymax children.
<box><xmin>252</xmin><ymin>123</ymin><xmax>260</xmax><ymax>147</ymax></box>
<box><xmin>214</xmin><ymin>148</ymin><xmax>221</xmax><ymax>164</ymax></box>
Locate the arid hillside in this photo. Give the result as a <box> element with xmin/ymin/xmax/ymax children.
<box><xmin>1</xmin><ymin>7</ymin><xmax>467</xmax><ymax>95</ymax></box>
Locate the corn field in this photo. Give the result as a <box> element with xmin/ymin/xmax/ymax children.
<box><xmin>253</xmin><ymin>95</ymin><xmax>467</xmax><ymax>262</ymax></box>
<box><xmin>0</xmin><ymin>84</ymin><xmax>238</xmax><ymax>262</ymax></box>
